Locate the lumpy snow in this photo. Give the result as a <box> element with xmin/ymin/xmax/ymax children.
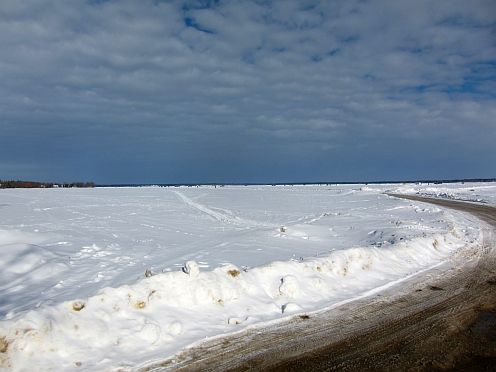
<box><xmin>0</xmin><ymin>184</ymin><xmax>488</xmax><ymax>370</ymax></box>
<box><xmin>390</xmin><ymin>181</ymin><xmax>496</xmax><ymax>205</ymax></box>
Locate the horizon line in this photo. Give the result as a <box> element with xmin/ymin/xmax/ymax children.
<box><xmin>96</xmin><ymin>177</ymin><xmax>496</xmax><ymax>187</ymax></box>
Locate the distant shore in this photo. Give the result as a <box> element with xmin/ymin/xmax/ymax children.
<box><xmin>0</xmin><ymin>180</ymin><xmax>94</xmax><ymax>189</ymax></box>
<box><xmin>2</xmin><ymin>178</ymin><xmax>494</xmax><ymax>189</ymax></box>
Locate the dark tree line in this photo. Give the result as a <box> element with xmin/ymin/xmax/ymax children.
<box><xmin>0</xmin><ymin>180</ymin><xmax>95</xmax><ymax>189</ymax></box>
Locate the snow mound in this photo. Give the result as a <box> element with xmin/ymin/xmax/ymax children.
<box><xmin>391</xmin><ymin>182</ymin><xmax>496</xmax><ymax>205</ymax></box>
<box><xmin>0</xmin><ymin>230</ymin><xmax>68</xmax><ymax>317</ymax></box>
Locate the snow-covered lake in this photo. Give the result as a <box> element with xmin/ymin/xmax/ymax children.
<box><xmin>0</xmin><ymin>184</ymin><xmax>490</xmax><ymax>370</ymax></box>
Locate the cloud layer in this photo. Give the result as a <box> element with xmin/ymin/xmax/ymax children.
<box><xmin>1</xmin><ymin>0</ymin><xmax>495</xmax><ymax>183</ymax></box>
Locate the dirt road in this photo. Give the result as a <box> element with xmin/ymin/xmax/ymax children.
<box><xmin>141</xmin><ymin>195</ymin><xmax>496</xmax><ymax>371</ymax></box>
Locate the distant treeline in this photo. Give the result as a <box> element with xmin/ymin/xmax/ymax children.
<box><xmin>0</xmin><ymin>180</ymin><xmax>95</xmax><ymax>189</ymax></box>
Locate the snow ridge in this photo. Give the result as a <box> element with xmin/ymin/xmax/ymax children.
<box><xmin>0</xmin><ymin>217</ymin><xmax>481</xmax><ymax>371</ymax></box>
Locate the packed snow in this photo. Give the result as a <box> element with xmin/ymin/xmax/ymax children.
<box><xmin>0</xmin><ymin>184</ymin><xmax>489</xmax><ymax>371</ymax></box>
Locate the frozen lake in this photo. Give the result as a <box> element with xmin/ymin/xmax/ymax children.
<box><xmin>0</xmin><ymin>184</ymin><xmax>488</xmax><ymax>370</ymax></box>
<box><xmin>0</xmin><ymin>184</ymin><xmax>460</xmax><ymax>316</ymax></box>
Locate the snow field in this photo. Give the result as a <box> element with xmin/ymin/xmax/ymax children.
<box><xmin>0</xmin><ymin>184</ymin><xmax>488</xmax><ymax>370</ymax></box>
<box><xmin>0</xmin><ymin>185</ymin><xmax>457</xmax><ymax>318</ymax></box>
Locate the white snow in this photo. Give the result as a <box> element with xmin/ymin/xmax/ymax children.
<box><xmin>389</xmin><ymin>181</ymin><xmax>496</xmax><ymax>205</ymax></box>
<box><xmin>0</xmin><ymin>183</ymin><xmax>490</xmax><ymax>371</ymax></box>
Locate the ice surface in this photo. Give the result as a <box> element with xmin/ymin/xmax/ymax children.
<box><xmin>0</xmin><ymin>184</ymin><xmax>488</xmax><ymax>370</ymax></box>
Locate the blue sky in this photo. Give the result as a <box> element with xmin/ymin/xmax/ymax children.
<box><xmin>0</xmin><ymin>0</ymin><xmax>495</xmax><ymax>184</ymax></box>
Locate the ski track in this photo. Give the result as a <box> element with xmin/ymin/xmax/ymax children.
<box><xmin>173</xmin><ymin>191</ymin><xmax>276</xmax><ymax>229</ymax></box>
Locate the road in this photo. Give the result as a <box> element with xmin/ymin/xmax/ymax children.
<box><xmin>140</xmin><ymin>195</ymin><xmax>496</xmax><ymax>371</ymax></box>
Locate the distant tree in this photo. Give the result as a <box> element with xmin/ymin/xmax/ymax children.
<box><xmin>0</xmin><ymin>180</ymin><xmax>94</xmax><ymax>189</ymax></box>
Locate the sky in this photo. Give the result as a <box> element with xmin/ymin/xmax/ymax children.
<box><xmin>0</xmin><ymin>0</ymin><xmax>495</xmax><ymax>184</ymax></box>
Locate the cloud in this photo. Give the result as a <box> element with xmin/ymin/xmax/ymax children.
<box><xmin>0</xmin><ymin>0</ymin><xmax>495</xmax><ymax>182</ymax></box>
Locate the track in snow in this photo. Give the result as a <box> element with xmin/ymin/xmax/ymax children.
<box><xmin>173</xmin><ymin>191</ymin><xmax>277</xmax><ymax>229</ymax></box>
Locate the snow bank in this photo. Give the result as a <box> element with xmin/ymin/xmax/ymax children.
<box><xmin>0</xmin><ymin>213</ymin><xmax>481</xmax><ymax>371</ymax></box>
<box><xmin>390</xmin><ymin>181</ymin><xmax>496</xmax><ymax>205</ymax></box>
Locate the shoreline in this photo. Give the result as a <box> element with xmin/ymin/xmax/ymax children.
<box><xmin>141</xmin><ymin>195</ymin><xmax>496</xmax><ymax>371</ymax></box>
